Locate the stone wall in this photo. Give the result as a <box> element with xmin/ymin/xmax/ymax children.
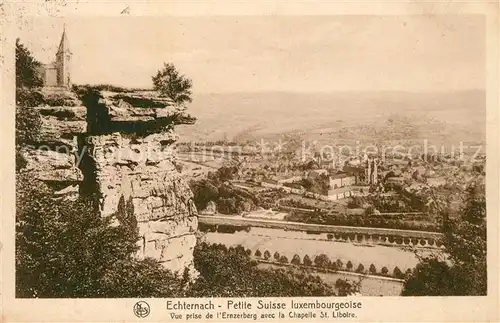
<box><xmin>19</xmin><ymin>88</ymin><xmax>198</xmax><ymax>274</ymax></box>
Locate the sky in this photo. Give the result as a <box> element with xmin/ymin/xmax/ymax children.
<box><xmin>18</xmin><ymin>15</ymin><xmax>485</xmax><ymax>93</ymax></box>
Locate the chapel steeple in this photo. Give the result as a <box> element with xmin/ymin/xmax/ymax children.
<box><xmin>55</xmin><ymin>25</ymin><xmax>72</xmax><ymax>89</ymax></box>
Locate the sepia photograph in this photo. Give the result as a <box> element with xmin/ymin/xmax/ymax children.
<box><xmin>3</xmin><ymin>3</ymin><xmax>497</xmax><ymax>320</ymax></box>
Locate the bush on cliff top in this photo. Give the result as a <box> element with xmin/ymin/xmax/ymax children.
<box><xmin>152</xmin><ymin>63</ymin><xmax>193</xmax><ymax>105</ymax></box>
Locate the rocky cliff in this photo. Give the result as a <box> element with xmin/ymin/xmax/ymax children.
<box><xmin>19</xmin><ymin>88</ymin><xmax>198</xmax><ymax>274</ymax></box>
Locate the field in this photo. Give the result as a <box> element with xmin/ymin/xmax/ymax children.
<box><xmin>202</xmin><ymin>227</ymin><xmax>441</xmax><ymax>272</ymax></box>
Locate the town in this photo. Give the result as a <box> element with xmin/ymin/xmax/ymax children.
<box><xmin>177</xmin><ymin>139</ymin><xmax>485</xmax><ymax>294</ymax></box>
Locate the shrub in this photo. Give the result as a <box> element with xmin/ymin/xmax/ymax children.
<box><xmin>273</xmin><ymin>252</ymin><xmax>280</xmax><ymax>261</ymax></box>
<box><xmin>381</xmin><ymin>266</ymin><xmax>389</xmax><ymax>275</ymax></box>
<box><xmin>355</xmin><ymin>264</ymin><xmax>365</xmax><ymax>273</ymax></box>
<box><xmin>303</xmin><ymin>255</ymin><xmax>312</xmax><ymax>266</ymax></box>
<box><xmin>327</xmin><ymin>233</ymin><xmax>334</xmax><ymax>240</ymax></box>
<box><xmin>263</xmin><ymin>250</ymin><xmax>271</xmax><ymax>260</ymax></box>
<box><xmin>336</xmin><ymin>259</ymin><xmax>344</xmax><ymax>270</ymax></box>
<box><xmin>330</xmin><ymin>262</ymin><xmax>338</xmax><ymax>271</ymax></box>
<box><xmin>255</xmin><ymin>249</ymin><xmax>262</xmax><ymax>257</ymax></box>
<box><xmin>369</xmin><ymin>264</ymin><xmax>377</xmax><ymax>274</ymax></box>
<box><xmin>346</xmin><ymin>261</ymin><xmax>353</xmax><ymax>271</ymax></box>
<box><xmin>246</xmin><ymin>249</ymin><xmax>252</xmax><ymax>256</ymax></box>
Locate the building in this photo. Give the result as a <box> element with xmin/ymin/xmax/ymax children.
<box><xmin>365</xmin><ymin>158</ymin><xmax>379</xmax><ymax>185</ymax></box>
<box><xmin>37</xmin><ymin>27</ymin><xmax>72</xmax><ymax>89</ymax></box>
<box><xmin>343</xmin><ymin>165</ymin><xmax>365</xmax><ymax>184</ymax></box>
<box><xmin>329</xmin><ymin>172</ymin><xmax>356</xmax><ymax>188</ymax></box>
<box><xmin>326</xmin><ymin>186</ymin><xmax>353</xmax><ymax>201</ymax></box>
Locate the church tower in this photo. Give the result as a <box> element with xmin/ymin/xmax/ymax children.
<box><xmin>55</xmin><ymin>26</ymin><xmax>72</xmax><ymax>89</ymax></box>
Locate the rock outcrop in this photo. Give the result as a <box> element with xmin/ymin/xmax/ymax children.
<box><xmin>19</xmin><ymin>93</ymin><xmax>86</xmax><ymax>192</ymax></box>
<box><xmin>19</xmin><ymin>88</ymin><xmax>198</xmax><ymax>274</ymax></box>
<box><xmin>85</xmin><ymin>132</ymin><xmax>198</xmax><ymax>272</ymax></box>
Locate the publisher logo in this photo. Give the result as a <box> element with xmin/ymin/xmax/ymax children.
<box><xmin>133</xmin><ymin>301</ymin><xmax>150</xmax><ymax>318</ymax></box>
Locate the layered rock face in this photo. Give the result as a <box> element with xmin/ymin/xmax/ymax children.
<box><xmin>19</xmin><ymin>91</ymin><xmax>86</xmax><ymax>201</ymax></box>
<box><xmin>19</xmin><ymin>88</ymin><xmax>198</xmax><ymax>274</ymax></box>
<box><xmin>85</xmin><ymin>132</ymin><xmax>198</xmax><ymax>272</ymax></box>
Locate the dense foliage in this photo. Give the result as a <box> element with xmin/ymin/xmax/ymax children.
<box><xmin>16</xmin><ymin>104</ymin><xmax>41</xmax><ymax>146</ymax></box>
<box><xmin>187</xmin><ymin>243</ymin><xmax>337</xmax><ymax>297</ymax></box>
<box><xmin>285</xmin><ymin>210</ymin><xmax>440</xmax><ymax>232</ymax></box>
<box><xmin>16</xmin><ymin>39</ymin><xmax>43</xmax><ymax>88</ymax></box>
<box><xmin>190</xmin><ymin>167</ymin><xmax>259</xmax><ymax>214</ymax></box>
<box><xmin>16</xmin><ymin>174</ymin><xmax>186</xmax><ymax>298</ymax></box>
<box><xmin>300</xmin><ymin>174</ymin><xmax>330</xmax><ymax>195</ymax></box>
<box><xmin>402</xmin><ymin>179</ymin><xmax>486</xmax><ymax>296</ymax></box>
<box><xmin>16</xmin><ymin>173</ymin><xmax>346</xmax><ymax>297</ymax></box>
<box><xmin>152</xmin><ymin>63</ymin><xmax>193</xmax><ymax>105</ymax></box>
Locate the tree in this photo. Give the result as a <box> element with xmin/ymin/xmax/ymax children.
<box><xmin>369</xmin><ymin>264</ymin><xmax>377</xmax><ymax>275</ymax></box>
<box><xmin>381</xmin><ymin>266</ymin><xmax>389</xmax><ymax>276</ymax></box>
<box><xmin>336</xmin><ymin>259</ymin><xmax>344</xmax><ymax>270</ymax></box>
<box><xmin>15</xmin><ymin>174</ymin><xmax>183</xmax><ymax>298</ymax></box>
<box><xmin>16</xmin><ymin>38</ymin><xmax>43</xmax><ymax>88</ymax></box>
<box><xmin>291</xmin><ymin>254</ymin><xmax>301</xmax><ymax>266</ymax></box>
<box><xmin>402</xmin><ymin>179</ymin><xmax>486</xmax><ymax>296</ymax></box>
<box><xmin>314</xmin><ymin>254</ymin><xmax>331</xmax><ymax>268</ymax></box>
<box><xmin>393</xmin><ymin>266</ymin><xmax>403</xmax><ymax>279</ymax></box>
<box><xmin>303</xmin><ymin>255</ymin><xmax>313</xmax><ymax>266</ymax></box>
<box><xmin>263</xmin><ymin>250</ymin><xmax>271</xmax><ymax>260</ymax></box>
<box><xmin>187</xmin><ymin>243</ymin><xmax>338</xmax><ymax>297</ymax></box>
<box><xmin>255</xmin><ymin>249</ymin><xmax>262</xmax><ymax>257</ymax></box>
<box><xmin>279</xmin><ymin>255</ymin><xmax>289</xmax><ymax>264</ymax></box>
<box><xmin>355</xmin><ymin>264</ymin><xmax>365</xmax><ymax>274</ymax></box>
<box><xmin>273</xmin><ymin>252</ymin><xmax>281</xmax><ymax>261</ymax></box>
<box><xmin>346</xmin><ymin>261</ymin><xmax>353</xmax><ymax>271</ymax></box>
<box><xmin>152</xmin><ymin>63</ymin><xmax>193</xmax><ymax>105</ymax></box>
<box><xmin>402</xmin><ymin>259</ymin><xmax>463</xmax><ymax>296</ymax></box>
<box><xmin>335</xmin><ymin>279</ymin><xmax>361</xmax><ymax>296</ymax></box>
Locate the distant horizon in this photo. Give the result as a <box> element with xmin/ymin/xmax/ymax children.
<box><xmin>71</xmin><ymin>82</ymin><xmax>485</xmax><ymax>95</ymax></box>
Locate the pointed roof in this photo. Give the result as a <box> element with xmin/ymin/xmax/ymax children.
<box><xmin>56</xmin><ymin>25</ymin><xmax>71</xmax><ymax>55</ymax></box>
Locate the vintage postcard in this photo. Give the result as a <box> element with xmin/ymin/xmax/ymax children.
<box><xmin>1</xmin><ymin>1</ymin><xmax>499</xmax><ymax>322</ymax></box>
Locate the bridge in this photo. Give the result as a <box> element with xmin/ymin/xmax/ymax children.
<box><xmin>198</xmin><ymin>214</ymin><xmax>444</xmax><ymax>249</ymax></box>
